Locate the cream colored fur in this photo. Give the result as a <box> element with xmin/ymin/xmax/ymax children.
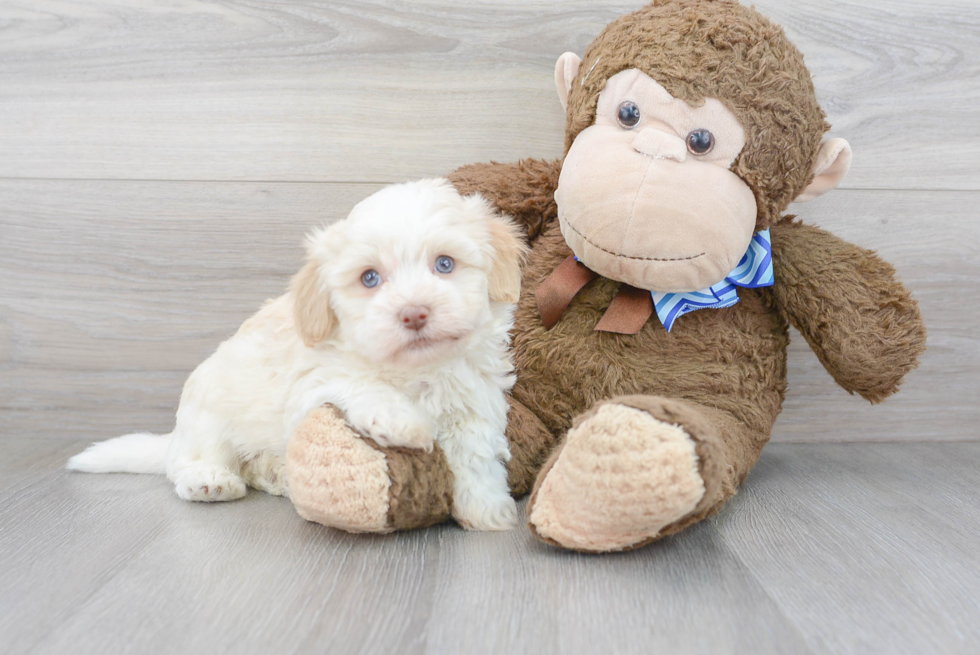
<box><xmin>68</xmin><ymin>179</ymin><xmax>526</xmax><ymax>531</ymax></box>
<box><xmin>528</xmin><ymin>404</ymin><xmax>706</xmax><ymax>551</ymax></box>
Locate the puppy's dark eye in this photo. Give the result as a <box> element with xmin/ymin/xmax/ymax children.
<box><xmin>434</xmin><ymin>256</ymin><xmax>455</xmax><ymax>274</ymax></box>
<box><xmin>361</xmin><ymin>269</ymin><xmax>381</xmax><ymax>288</ymax></box>
<box><xmin>686</xmin><ymin>129</ymin><xmax>715</xmax><ymax>155</ymax></box>
<box><xmin>617</xmin><ymin>102</ymin><xmax>641</xmax><ymax>129</ymax></box>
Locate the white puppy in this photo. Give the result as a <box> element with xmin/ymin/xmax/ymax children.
<box><xmin>68</xmin><ymin>178</ymin><xmax>527</xmax><ymax>531</ymax></box>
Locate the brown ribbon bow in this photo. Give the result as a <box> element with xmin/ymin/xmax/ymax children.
<box><xmin>534</xmin><ymin>255</ymin><xmax>654</xmax><ymax>335</ymax></box>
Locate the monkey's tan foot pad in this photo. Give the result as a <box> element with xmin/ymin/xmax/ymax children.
<box><xmin>527</xmin><ymin>403</ymin><xmax>705</xmax><ymax>552</ymax></box>
<box><xmin>287</xmin><ymin>406</ymin><xmax>454</xmax><ymax>533</ymax></box>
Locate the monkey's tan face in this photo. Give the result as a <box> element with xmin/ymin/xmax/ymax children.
<box><xmin>555</xmin><ymin>69</ymin><xmax>758</xmax><ymax>292</ymax></box>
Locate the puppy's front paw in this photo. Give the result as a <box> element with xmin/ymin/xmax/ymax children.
<box><xmin>241</xmin><ymin>453</ymin><xmax>289</xmax><ymax>497</ymax></box>
<box><xmin>172</xmin><ymin>463</ymin><xmax>247</xmax><ymax>502</ymax></box>
<box><xmin>349</xmin><ymin>404</ymin><xmax>435</xmax><ymax>452</ymax></box>
<box><xmin>453</xmin><ymin>490</ymin><xmax>519</xmax><ymax>531</ymax></box>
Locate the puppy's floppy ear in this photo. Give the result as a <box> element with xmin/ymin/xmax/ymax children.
<box><xmin>290</xmin><ymin>258</ymin><xmax>337</xmax><ymax>347</ymax></box>
<box><xmin>486</xmin><ymin>214</ymin><xmax>529</xmax><ymax>303</ymax></box>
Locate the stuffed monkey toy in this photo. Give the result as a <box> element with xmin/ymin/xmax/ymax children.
<box><xmin>286</xmin><ymin>0</ymin><xmax>926</xmax><ymax>552</ymax></box>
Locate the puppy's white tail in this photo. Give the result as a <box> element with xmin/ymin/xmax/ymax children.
<box><xmin>66</xmin><ymin>432</ymin><xmax>171</xmax><ymax>475</ymax></box>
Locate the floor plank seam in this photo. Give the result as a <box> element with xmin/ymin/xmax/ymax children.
<box><xmin>707</xmin><ymin>520</ymin><xmax>819</xmax><ymax>655</ymax></box>
<box><xmin>13</xmin><ymin>517</ymin><xmax>170</xmax><ymax>654</ymax></box>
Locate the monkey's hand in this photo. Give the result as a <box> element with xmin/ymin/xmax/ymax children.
<box><xmin>447</xmin><ymin>159</ymin><xmax>561</xmax><ymax>243</ymax></box>
<box><xmin>770</xmin><ymin>219</ymin><xmax>926</xmax><ymax>403</ymax></box>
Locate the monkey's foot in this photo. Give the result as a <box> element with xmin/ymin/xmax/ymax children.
<box><xmin>287</xmin><ymin>406</ymin><xmax>454</xmax><ymax>533</ymax></box>
<box><xmin>527</xmin><ymin>401</ymin><xmax>706</xmax><ymax>552</ymax></box>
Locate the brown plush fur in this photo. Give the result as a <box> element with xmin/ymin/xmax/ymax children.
<box><xmin>289</xmin><ymin>0</ymin><xmax>926</xmax><ymax>549</ymax></box>
<box><xmin>451</xmin><ymin>158</ymin><xmax>560</xmax><ymax>241</ymax></box>
<box><xmin>364</xmin><ymin>440</ymin><xmax>456</xmax><ymax>531</ymax></box>
<box><xmin>504</xmin><ymin>396</ymin><xmax>559</xmax><ymax>496</ymax></box>
<box><xmin>770</xmin><ymin>220</ymin><xmax>927</xmax><ymax>402</ymax></box>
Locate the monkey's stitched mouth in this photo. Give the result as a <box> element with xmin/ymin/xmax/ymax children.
<box><xmin>562</xmin><ymin>217</ymin><xmax>705</xmax><ymax>262</ymax></box>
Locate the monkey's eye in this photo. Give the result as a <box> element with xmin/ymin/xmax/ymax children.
<box><xmin>434</xmin><ymin>256</ymin><xmax>455</xmax><ymax>274</ymax></box>
<box><xmin>361</xmin><ymin>269</ymin><xmax>381</xmax><ymax>288</ymax></box>
<box><xmin>617</xmin><ymin>102</ymin><xmax>641</xmax><ymax>129</ymax></box>
<box><xmin>686</xmin><ymin>129</ymin><xmax>715</xmax><ymax>155</ymax></box>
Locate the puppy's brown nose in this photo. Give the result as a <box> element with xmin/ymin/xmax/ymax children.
<box><xmin>399</xmin><ymin>306</ymin><xmax>429</xmax><ymax>331</ymax></box>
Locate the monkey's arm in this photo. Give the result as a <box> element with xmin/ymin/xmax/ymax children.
<box><xmin>448</xmin><ymin>159</ymin><xmax>561</xmax><ymax>242</ymax></box>
<box><xmin>770</xmin><ymin>219</ymin><xmax>926</xmax><ymax>403</ymax></box>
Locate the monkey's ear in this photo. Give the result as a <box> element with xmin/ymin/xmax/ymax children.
<box><xmin>554</xmin><ymin>52</ymin><xmax>583</xmax><ymax>112</ymax></box>
<box><xmin>290</xmin><ymin>259</ymin><xmax>337</xmax><ymax>347</ymax></box>
<box><xmin>794</xmin><ymin>138</ymin><xmax>852</xmax><ymax>203</ymax></box>
<box><xmin>486</xmin><ymin>215</ymin><xmax>529</xmax><ymax>303</ymax></box>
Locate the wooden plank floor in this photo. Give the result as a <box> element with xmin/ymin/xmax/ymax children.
<box><xmin>2</xmin><ymin>1</ymin><xmax>979</xmax><ymax>653</ymax></box>
<box><xmin>0</xmin><ymin>440</ymin><xmax>976</xmax><ymax>655</ymax></box>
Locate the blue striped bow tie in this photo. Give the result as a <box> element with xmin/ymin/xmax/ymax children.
<box><xmin>652</xmin><ymin>229</ymin><xmax>774</xmax><ymax>331</ymax></box>
<box><xmin>536</xmin><ymin>230</ymin><xmax>774</xmax><ymax>334</ymax></box>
